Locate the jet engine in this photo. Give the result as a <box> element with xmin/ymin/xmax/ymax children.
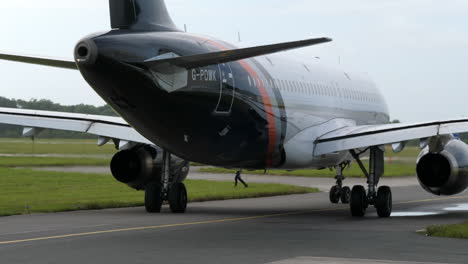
<box><xmin>416</xmin><ymin>137</ymin><xmax>468</xmax><ymax>196</ymax></box>
<box><xmin>110</xmin><ymin>145</ymin><xmax>189</xmax><ymax>190</ymax></box>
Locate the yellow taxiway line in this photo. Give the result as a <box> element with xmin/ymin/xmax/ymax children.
<box><xmin>0</xmin><ymin>195</ymin><xmax>467</xmax><ymax>245</ymax></box>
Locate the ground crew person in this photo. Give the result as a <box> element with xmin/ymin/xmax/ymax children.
<box><xmin>235</xmin><ymin>170</ymin><xmax>248</xmax><ymax>188</ymax></box>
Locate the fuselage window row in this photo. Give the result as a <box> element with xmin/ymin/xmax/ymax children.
<box><xmin>246</xmin><ymin>76</ymin><xmax>379</xmax><ymax>104</ymax></box>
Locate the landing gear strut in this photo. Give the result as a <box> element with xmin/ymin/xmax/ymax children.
<box><xmin>329</xmin><ymin>164</ymin><xmax>351</xmax><ymax>204</ymax></box>
<box><xmin>349</xmin><ymin>147</ymin><xmax>392</xmax><ymax>218</ymax></box>
<box><xmin>144</xmin><ymin>149</ymin><xmax>188</xmax><ymax>213</ymax></box>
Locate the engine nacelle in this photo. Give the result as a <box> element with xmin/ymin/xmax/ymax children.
<box><xmin>416</xmin><ymin>139</ymin><xmax>468</xmax><ymax>196</ymax></box>
<box><xmin>110</xmin><ymin>145</ymin><xmax>189</xmax><ymax>190</ymax></box>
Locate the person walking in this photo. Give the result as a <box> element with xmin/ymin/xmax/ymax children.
<box><xmin>235</xmin><ymin>170</ymin><xmax>248</xmax><ymax>188</ymax></box>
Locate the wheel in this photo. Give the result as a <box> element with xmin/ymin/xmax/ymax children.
<box><xmin>376</xmin><ymin>186</ymin><xmax>392</xmax><ymax>218</ymax></box>
<box><xmin>329</xmin><ymin>185</ymin><xmax>340</xmax><ymax>204</ymax></box>
<box><xmin>145</xmin><ymin>183</ymin><xmax>163</xmax><ymax>213</ymax></box>
<box><xmin>168</xmin><ymin>182</ymin><xmax>188</xmax><ymax>213</ymax></box>
<box><xmin>350</xmin><ymin>185</ymin><xmax>367</xmax><ymax>217</ymax></box>
<box><xmin>340</xmin><ymin>186</ymin><xmax>351</xmax><ymax>204</ymax></box>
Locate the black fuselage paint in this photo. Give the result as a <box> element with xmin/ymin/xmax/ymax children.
<box><xmin>77</xmin><ymin>31</ymin><xmax>285</xmax><ymax>169</ymax></box>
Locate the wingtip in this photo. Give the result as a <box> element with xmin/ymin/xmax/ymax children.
<box><xmin>307</xmin><ymin>37</ymin><xmax>333</xmax><ymax>43</ymax></box>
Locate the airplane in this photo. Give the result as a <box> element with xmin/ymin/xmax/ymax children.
<box><xmin>1</xmin><ymin>0</ymin><xmax>468</xmax><ymax>217</ymax></box>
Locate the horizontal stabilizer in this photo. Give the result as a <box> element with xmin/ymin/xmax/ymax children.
<box><xmin>144</xmin><ymin>37</ymin><xmax>332</xmax><ymax>69</ymax></box>
<box><xmin>0</xmin><ymin>52</ymin><xmax>77</xmax><ymax>70</ymax></box>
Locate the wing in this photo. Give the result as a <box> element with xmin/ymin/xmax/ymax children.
<box><xmin>0</xmin><ymin>52</ymin><xmax>77</xmax><ymax>70</ymax></box>
<box><xmin>0</xmin><ymin>107</ymin><xmax>152</xmax><ymax>149</ymax></box>
<box><xmin>313</xmin><ymin>119</ymin><xmax>468</xmax><ymax>156</ymax></box>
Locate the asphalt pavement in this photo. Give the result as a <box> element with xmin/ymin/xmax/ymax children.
<box><xmin>0</xmin><ymin>176</ymin><xmax>467</xmax><ymax>264</ymax></box>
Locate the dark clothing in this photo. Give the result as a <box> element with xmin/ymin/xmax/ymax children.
<box><xmin>235</xmin><ymin>171</ymin><xmax>248</xmax><ymax>188</ymax></box>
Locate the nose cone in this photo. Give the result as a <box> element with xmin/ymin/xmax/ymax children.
<box><xmin>74</xmin><ymin>39</ymin><xmax>98</xmax><ymax>66</ymax></box>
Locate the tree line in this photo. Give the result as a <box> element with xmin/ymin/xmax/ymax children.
<box><xmin>0</xmin><ymin>97</ymin><xmax>117</xmax><ymax>138</ymax></box>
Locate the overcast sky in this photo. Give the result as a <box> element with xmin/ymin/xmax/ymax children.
<box><xmin>0</xmin><ymin>0</ymin><xmax>467</xmax><ymax>122</ymax></box>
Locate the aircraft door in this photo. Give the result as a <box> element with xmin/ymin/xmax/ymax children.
<box><xmin>214</xmin><ymin>63</ymin><xmax>236</xmax><ymax>114</ymax></box>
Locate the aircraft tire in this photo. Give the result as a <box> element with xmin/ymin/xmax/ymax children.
<box><xmin>376</xmin><ymin>186</ymin><xmax>392</xmax><ymax>218</ymax></box>
<box><xmin>145</xmin><ymin>183</ymin><xmax>163</xmax><ymax>213</ymax></box>
<box><xmin>340</xmin><ymin>186</ymin><xmax>351</xmax><ymax>204</ymax></box>
<box><xmin>350</xmin><ymin>185</ymin><xmax>367</xmax><ymax>217</ymax></box>
<box><xmin>329</xmin><ymin>186</ymin><xmax>340</xmax><ymax>204</ymax></box>
<box><xmin>169</xmin><ymin>182</ymin><xmax>187</xmax><ymax>213</ymax></box>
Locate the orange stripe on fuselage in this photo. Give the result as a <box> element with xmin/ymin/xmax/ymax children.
<box><xmin>196</xmin><ymin>37</ymin><xmax>276</xmax><ymax>167</ymax></box>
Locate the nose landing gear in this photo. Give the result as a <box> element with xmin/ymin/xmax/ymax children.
<box><xmin>144</xmin><ymin>149</ymin><xmax>189</xmax><ymax>213</ymax></box>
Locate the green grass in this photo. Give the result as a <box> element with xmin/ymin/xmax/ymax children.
<box><xmin>200</xmin><ymin>161</ymin><xmax>416</xmax><ymax>178</ymax></box>
<box><xmin>426</xmin><ymin>222</ymin><xmax>468</xmax><ymax>239</ymax></box>
<box><xmin>0</xmin><ymin>138</ymin><xmax>116</xmax><ymax>155</ymax></box>
<box><xmin>0</xmin><ymin>139</ymin><xmax>421</xmax><ymax>177</ymax></box>
<box><xmin>385</xmin><ymin>146</ymin><xmax>420</xmax><ymax>159</ymax></box>
<box><xmin>0</xmin><ymin>167</ymin><xmax>317</xmax><ymax>216</ymax></box>
<box><xmin>0</xmin><ymin>156</ymin><xmax>110</xmax><ymax>167</ymax></box>
<box><xmin>0</xmin><ymin>139</ymin><xmax>422</xmax><ymax>158</ymax></box>
<box><xmin>0</xmin><ymin>138</ymin><xmax>114</xmax><ymax>167</ymax></box>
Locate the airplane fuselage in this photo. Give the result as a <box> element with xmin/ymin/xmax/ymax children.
<box><xmin>76</xmin><ymin>31</ymin><xmax>390</xmax><ymax>169</ymax></box>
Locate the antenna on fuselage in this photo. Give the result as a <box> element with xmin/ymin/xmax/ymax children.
<box><xmin>238</xmin><ymin>31</ymin><xmax>241</xmax><ymax>42</ymax></box>
<box><xmin>184</xmin><ymin>24</ymin><xmax>188</xmax><ymax>32</ymax></box>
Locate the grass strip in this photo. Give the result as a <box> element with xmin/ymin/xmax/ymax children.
<box><xmin>0</xmin><ymin>157</ymin><xmax>110</xmax><ymax>167</ymax></box>
<box><xmin>0</xmin><ymin>138</ymin><xmax>117</xmax><ymax>155</ymax></box>
<box><xmin>0</xmin><ymin>138</ymin><xmax>422</xmax><ymax>157</ymax></box>
<box><xmin>200</xmin><ymin>161</ymin><xmax>416</xmax><ymax>178</ymax></box>
<box><xmin>0</xmin><ymin>167</ymin><xmax>317</xmax><ymax>217</ymax></box>
<box><xmin>426</xmin><ymin>222</ymin><xmax>468</xmax><ymax>239</ymax></box>
<box><xmin>385</xmin><ymin>146</ymin><xmax>420</xmax><ymax>158</ymax></box>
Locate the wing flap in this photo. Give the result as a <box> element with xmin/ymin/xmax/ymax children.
<box><xmin>144</xmin><ymin>37</ymin><xmax>332</xmax><ymax>69</ymax></box>
<box><xmin>0</xmin><ymin>52</ymin><xmax>77</xmax><ymax>70</ymax></box>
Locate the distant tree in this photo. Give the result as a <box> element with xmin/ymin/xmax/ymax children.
<box><xmin>391</xmin><ymin>119</ymin><xmax>401</xmax><ymax>124</ymax></box>
<box><xmin>0</xmin><ymin>97</ymin><xmax>16</xmax><ymax>108</ymax></box>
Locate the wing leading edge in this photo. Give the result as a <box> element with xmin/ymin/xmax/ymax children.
<box><xmin>0</xmin><ymin>52</ymin><xmax>77</xmax><ymax>70</ymax></box>
<box><xmin>313</xmin><ymin>119</ymin><xmax>468</xmax><ymax>156</ymax></box>
<box><xmin>0</xmin><ymin>107</ymin><xmax>151</xmax><ymax>148</ymax></box>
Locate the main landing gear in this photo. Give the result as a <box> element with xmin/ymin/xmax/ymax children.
<box><xmin>329</xmin><ymin>164</ymin><xmax>351</xmax><ymax>204</ymax></box>
<box><xmin>145</xmin><ymin>150</ymin><xmax>188</xmax><ymax>214</ymax></box>
<box><xmin>348</xmin><ymin>147</ymin><xmax>392</xmax><ymax>218</ymax></box>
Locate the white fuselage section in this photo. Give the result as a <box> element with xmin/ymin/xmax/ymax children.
<box><xmin>255</xmin><ymin>55</ymin><xmax>390</xmax><ymax>169</ymax></box>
